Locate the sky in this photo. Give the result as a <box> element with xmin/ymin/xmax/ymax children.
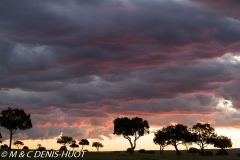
<box><xmin>1</xmin><ymin>0</ymin><xmax>240</xmax><ymax>151</ymax></box>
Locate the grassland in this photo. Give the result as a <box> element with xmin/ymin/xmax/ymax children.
<box><xmin>1</xmin><ymin>150</ymin><xmax>240</xmax><ymax>160</ymax></box>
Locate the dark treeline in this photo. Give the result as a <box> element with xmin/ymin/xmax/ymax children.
<box><xmin>113</xmin><ymin>116</ymin><xmax>232</xmax><ymax>157</ymax></box>
<box><xmin>0</xmin><ymin>108</ymin><xmax>234</xmax><ymax>157</ymax></box>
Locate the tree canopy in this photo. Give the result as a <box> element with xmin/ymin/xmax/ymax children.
<box><xmin>153</xmin><ymin>129</ymin><xmax>168</xmax><ymax>155</ymax></box>
<box><xmin>113</xmin><ymin>117</ymin><xmax>149</xmax><ymax>154</ymax></box>
<box><xmin>57</xmin><ymin>136</ymin><xmax>73</xmax><ymax>147</ymax></box>
<box><xmin>191</xmin><ymin>123</ymin><xmax>217</xmax><ymax>156</ymax></box>
<box><xmin>157</xmin><ymin>124</ymin><xmax>190</xmax><ymax>155</ymax></box>
<box><xmin>70</xmin><ymin>141</ymin><xmax>79</xmax><ymax>151</ymax></box>
<box><xmin>92</xmin><ymin>142</ymin><xmax>103</xmax><ymax>152</ymax></box>
<box><xmin>0</xmin><ymin>107</ymin><xmax>32</xmax><ymax>149</ymax></box>
<box><xmin>213</xmin><ymin>135</ymin><xmax>232</xmax><ymax>156</ymax></box>
<box><xmin>79</xmin><ymin>139</ymin><xmax>89</xmax><ymax>151</ymax></box>
<box><xmin>13</xmin><ymin>140</ymin><xmax>24</xmax><ymax>149</ymax></box>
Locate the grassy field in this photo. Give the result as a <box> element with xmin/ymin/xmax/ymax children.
<box><xmin>1</xmin><ymin>150</ymin><xmax>240</xmax><ymax>160</ymax></box>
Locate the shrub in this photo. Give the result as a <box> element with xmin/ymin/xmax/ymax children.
<box><xmin>215</xmin><ymin>149</ymin><xmax>229</xmax><ymax>156</ymax></box>
<box><xmin>139</xmin><ymin>149</ymin><xmax>146</xmax><ymax>153</ymax></box>
<box><xmin>38</xmin><ymin>147</ymin><xmax>46</xmax><ymax>151</ymax></box>
<box><xmin>1</xmin><ymin>144</ymin><xmax>8</xmax><ymax>149</ymax></box>
<box><xmin>126</xmin><ymin>148</ymin><xmax>132</xmax><ymax>153</ymax></box>
<box><xmin>204</xmin><ymin>151</ymin><xmax>213</xmax><ymax>156</ymax></box>
<box><xmin>189</xmin><ymin>147</ymin><xmax>199</xmax><ymax>155</ymax></box>
<box><xmin>22</xmin><ymin>146</ymin><xmax>29</xmax><ymax>150</ymax></box>
<box><xmin>59</xmin><ymin>146</ymin><xmax>67</xmax><ymax>151</ymax></box>
<box><xmin>83</xmin><ymin>149</ymin><xmax>88</xmax><ymax>152</ymax></box>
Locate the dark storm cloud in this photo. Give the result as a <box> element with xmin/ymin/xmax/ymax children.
<box><xmin>192</xmin><ymin>0</ymin><xmax>240</xmax><ymax>19</ymax></box>
<box><xmin>1</xmin><ymin>0</ymin><xmax>240</xmax><ymax>140</ymax></box>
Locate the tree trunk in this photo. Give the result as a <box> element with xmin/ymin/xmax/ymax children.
<box><xmin>8</xmin><ymin>130</ymin><xmax>13</xmax><ymax>150</ymax></box>
<box><xmin>160</xmin><ymin>146</ymin><xmax>163</xmax><ymax>155</ymax></box>
<box><xmin>221</xmin><ymin>148</ymin><xmax>225</xmax><ymax>157</ymax></box>
<box><xmin>81</xmin><ymin>145</ymin><xmax>84</xmax><ymax>152</ymax></box>
<box><xmin>200</xmin><ymin>148</ymin><xmax>204</xmax><ymax>156</ymax></box>
<box><xmin>174</xmin><ymin>145</ymin><xmax>180</xmax><ymax>155</ymax></box>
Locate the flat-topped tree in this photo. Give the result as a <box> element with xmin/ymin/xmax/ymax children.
<box><xmin>13</xmin><ymin>140</ymin><xmax>24</xmax><ymax>149</ymax></box>
<box><xmin>113</xmin><ymin>117</ymin><xmax>149</xmax><ymax>154</ymax></box>
<box><xmin>57</xmin><ymin>136</ymin><xmax>73</xmax><ymax>148</ymax></box>
<box><xmin>79</xmin><ymin>139</ymin><xmax>89</xmax><ymax>151</ymax></box>
<box><xmin>92</xmin><ymin>142</ymin><xmax>103</xmax><ymax>152</ymax></box>
<box><xmin>70</xmin><ymin>140</ymin><xmax>79</xmax><ymax>151</ymax></box>
<box><xmin>0</xmin><ymin>107</ymin><xmax>32</xmax><ymax>150</ymax></box>
<box><xmin>191</xmin><ymin>123</ymin><xmax>217</xmax><ymax>156</ymax></box>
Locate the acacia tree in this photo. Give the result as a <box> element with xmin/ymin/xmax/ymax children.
<box><xmin>0</xmin><ymin>107</ymin><xmax>32</xmax><ymax>149</ymax></box>
<box><xmin>113</xmin><ymin>117</ymin><xmax>149</xmax><ymax>154</ymax></box>
<box><xmin>213</xmin><ymin>135</ymin><xmax>232</xmax><ymax>157</ymax></box>
<box><xmin>79</xmin><ymin>139</ymin><xmax>89</xmax><ymax>151</ymax></box>
<box><xmin>57</xmin><ymin>136</ymin><xmax>73</xmax><ymax>147</ymax></box>
<box><xmin>153</xmin><ymin>130</ymin><xmax>168</xmax><ymax>155</ymax></box>
<box><xmin>159</xmin><ymin>124</ymin><xmax>191</xmax><ymax>155</ymax></box>
<box><xmin>92</xmin><ymin>142</ymin><xmax>103</xmax><ymax>152</ymax></box>
<box><xmin>70</xmin><ymin>140</ymin><xmax>79</xmax><ymax>151</ymax></box>
<box><xmin>13</xmin><ymin>140</ymin><xmax>24</xmax><ymax>149</ymax></box>
<box><xmin>191</xmin><ymin>123</ymin><xmax>217</xmax><ymax>156</ymax></box>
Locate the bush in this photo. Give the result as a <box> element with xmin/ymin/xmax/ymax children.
<box><xmin>204</xmin><ymin>151</ymin><xmax>213</xmax><ymax>156</ymax></box>
<box><xmin>215</xmin><ymin>149</ymin><xmax>229</xmax><ymax>156</ymax></box>
<box><xmin>145</xmin><ymin>150</ymin><xmax>155</xmax><ymax>154</ymax></box>
<box><xmin>22</xmin><ymin>146</ymin><xmax>29</xmax><ymax>150</ymax></box>
<box><xmin>126</xmin><ymin>148</ymin><xmax>132</xmax><ymax>153</ymax></box>
<box><xmin>189</xmin><ymin>147</ymin><xmax>199</xmax><ymax>155</ymax></box>
<box><xmin>59</xmin><ymin>146</ymin><xmax>67</xmax><ymax>151</ymax></box>
<box><xmin>38</xmin><ymin>147</ymin><xmax>46</xmax><ymax>151</ymax></box>
<box><xmin>139</xmin><ymin>149</ymin><xmax>146</xmax><ymax>153</ymax></box>
<box><xmin>1</xmin><ymin>144</ymin><xmax>8</xmax><ymax>149</ymax></box>
<box><xmin>83</xmin><ymin>149</ymin><xmax>88</xmax><ymax>152</ymax></box>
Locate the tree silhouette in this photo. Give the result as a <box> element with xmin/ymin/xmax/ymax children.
<box><xmin>1</xmin><ymin>144</ymin><xmax>8</xmax><ymax>149</ymax></box>
<box><xmin>79</xmin><ymin>139</ymin><xmax>89</xmax><ymax>151</ymax></box>
<box><xmin>92</xmin><ymin>142</ymin><xmax>103</xmax><ymax>152</ymax></box>
<box><xmin>0</xmin><ymin>107</ymin><xmax>32</xmax><ymax>149</ymax></box>
<box><xmin>70</xmin><ymin>140</ymin><xmax>79</xmax><ymax>151</ymax></box>
<box><xmin>13</xmin><ymin>140</ymin><xmax>24</xmax><ymax>149</ymax></box>
<box><xmin>213</xmin><ymin>135</ymin><xmax>232</xmax><ymax>157</ymax></box>
<box><xmin>191</xmin><ymin>123</ymin><xmax>217</xmax><ymax>156</ymax></box>
<box><xmin>153</xmin><ymin>130</ymin><xmax>167</xmax><ymax>155</ymax></box>
<box><xmin>113</xmin><ymin>117</ymin><xmax>149</xmax><ymax>154</ymax></box>
<box><xmin>57</xmin><ymin>135</ymin><xmax>73</xmax><ymax>147</ymax></box>
<box><xmin>158</xmin><ymin>124</ymin><xmax>190</xmax><ymax>155</ymax></box>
